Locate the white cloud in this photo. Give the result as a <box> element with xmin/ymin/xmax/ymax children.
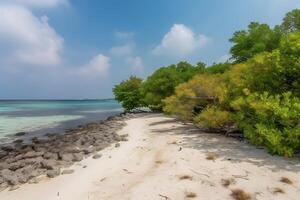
<box><xmin>126</xmin><ymin>56</ymin><xmax>144</xmax><ymax>74</ymax></box>
<box><xmin>0</xmin><ymin>5</ymin><xmax>63</xmax><ymax>66</ymax></box>
<box><xmin>78</xmin><ymin>54</ymin><xmax>110</xmax><ymax>77</ymax></box>
<box><xmin>153</xmin><ymin>24</ymin><xmax>210</xmax><ymax>57</ymax></box>
<box><xmin>2</xmin><ymin>0</ymin><xmax>68</xmax><ymax>8</ymax></box>
<box><xmin>109</xmin><ymin>43</ymin><xmax>135</xmax><ymax>57</ymax></box>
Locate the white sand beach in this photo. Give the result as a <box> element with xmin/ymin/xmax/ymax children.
<box><xmin>0</xmin><ymin>113</ymin><xmax>299</xmax><ymax>200</ymax></box>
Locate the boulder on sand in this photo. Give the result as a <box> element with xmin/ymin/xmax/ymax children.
<box><xmin>46</xmin><ymin>169</ymin><xmax>60</xmax><ymax>178</ymax></box>
<box><xmin>92</xmin><ymin>154</ymin><xmax>102</xmax><ymax>159</ymax></box>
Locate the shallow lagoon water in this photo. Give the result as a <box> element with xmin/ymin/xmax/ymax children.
<box><xmin>0</xmin><ymin>99</ymin><xmax>122</xmax><ymax>143</ymax></box>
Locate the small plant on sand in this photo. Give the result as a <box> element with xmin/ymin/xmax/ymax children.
<box><xmin>206</xmin><ymin>153</ymin><xmax>218</xmax><ymax>161</ymax></box>
<box><xmin>231</xmin><ymin>189</ymin><xmax>252</xmax><ymax>200</ymax></box>
<box><xmin>221</xmin><ymin>178</ymin><xmax>236</xmax><ymax>187</ymax></box>
<box><xmin>280</xmin><ymin>177</ymin><xmax>293</xmax><ymax>185</ymax></box>
<box><xmin>155</xmin><ymin>160</ymin><xmax>163</xmax><ymax>164</ymax></box>
<box><xmin>185</xmin><ymin>191</ymin><xmax>197</xmax><ymax>198</ymax></box>
<box><xmin>179</xmin><ymin>175</ymin><xmax>193</xmax><ymax>180</ymax></box>
<box><xmin>273</xmin><ymin>187</ymin><xmax>285</xmax><ymax>194</ymax></box>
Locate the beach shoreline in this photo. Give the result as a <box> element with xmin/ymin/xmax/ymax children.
<box><xmin>0</xmin><ymin>113</ymin><xmax>300</xmax><ymax>200</ymax></box>
<box><xmin>0</xmin><ymin>112</ymin><xmax>136</xmax><ymax>192</ymax></box>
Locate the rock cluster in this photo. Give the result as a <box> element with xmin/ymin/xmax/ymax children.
<box><xmin>0</xmin><ymin>113</ymin><xmax>135</xmax><ymax>191</ymax></box>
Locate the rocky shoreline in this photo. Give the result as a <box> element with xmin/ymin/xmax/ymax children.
<box><xmin>0</xmin><ymin>113</ymin><xmax>135</xmax><ymax>191</ymax></box>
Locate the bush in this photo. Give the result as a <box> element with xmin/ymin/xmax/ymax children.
<box><xmin>231</xmin><ymin>92</ymin><xmax>300</xmax><ymax>157</ymax></box>
<box><xmin>194</xmin><ymin>106</ymin><xmax>233</xmax><ymax>130</ymax></box>
<box><xmin>163</xmin><ymin>74</ymin><xmax>227</xmax><ymax>120</ymax></box>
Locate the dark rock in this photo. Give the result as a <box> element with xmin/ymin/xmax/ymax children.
<box><xmin>63</xmin><ymin>146</ymin><xmax>82</xmax><ymax>154</ymax></box>
<box><xmin>59</xmin><ymin>153</ymin><xmax>74</xmax><ymax>162</ymax></box>
<box><xmin>9</xmin><ymin>185</ymin><xmax>20</xmax><ymax>191</ymax></box>
<box><xmin>41</xmin><ymin>160</ymin><xmax>58</xmax><ymax>170</ymax></box>
<box><xmin>43</xmin><ymin>152</ymin><xmax>58</xmax><ymax>160</ymax></box>
<box><xmin>46</xmin><ymin>169</ymin><xmax>60</xmax><ymax>178</ymax></box>
<box><xmin>23</xmin><ymin>157</ymin><xmax>43</xmax><ymax>166</ymax></box>
<box><xmin>72</xmin><ymin>153</ymin><xmax>83</xmax><ymax>162</ymax></box>
<box><xmin>23</xmin><ymin>151</ymin><xmax>44</xmax><ymax>159</ymax></box>
<box><xmin>83</xmin><ymin>147</ymin><xmax>95</xmax><ymax>155</ymax></box>
<box><xmin>0</xmin><ymin>163</ymin><xmax>9</xmax><ymax>170</ymax></box>
<box><xmin>92</xmin><ymin>154</ymin><xmax>102</xmax><ymax>159</ymax></box>
<box><xmin>1</xmin><ymin>169</ymin><xmax>19</xmax><ymax>185</ymax></box>
<box><xmin>8</xmin><ymin>161</ymin><xmax>26</xmax><ymax>171</ymax></box>
<box><xmin>15</xmin><ymin>132</ymin><xmax>26</xmax><ymax>136</ymax></box>
<box><xmin>13</xmin><ymin>139</ymin><xmax>23</xmax><ymax>144</ymax></box>
<box><xmin>1</xmin><ymin>146</ymin><xmax>14</xmax><ymax>152</ymax></box>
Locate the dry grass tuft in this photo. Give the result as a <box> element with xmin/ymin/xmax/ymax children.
<box><xmin>273</xmin><ymin>187</ymin><xmax>285</xmax><ymax>194</ymax></box>
<box><xmin>179</xmin><ymin>175</ymin><xmax>193</xmax><ymax>180</ymax></box>
<box><xmin>221</xmin><ymin>178</ymin><xmax>236</xmax><ymax>187</ymax></box>
<box><xmin>231</xmin><ymin>189</ymin><xmax>251</xmax><ymax>200</ymax></box>
<box><xmin>185</xmin><ymin>191</ymin><xmax>197</xmax><ymax>198</ymax></box>
<box><xmin>155</xmin><ymin>160</ymin><xmax>163</xmax><ymax>164</ymax></box>
<box><xmin>206</xmin><ymin>153</ymin><xmax>218</xmax><ymax>161</ymax></box>
<box><xmin>168</xmin><ymin>141</ymin><xmax>178</xmax><ymax>144</ymax></box>
<box><xmin>280</xmin><ymin>177</ymin><xmax>293</xmax><ymax>185</ymax></box>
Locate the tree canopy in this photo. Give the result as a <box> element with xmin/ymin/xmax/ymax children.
<box><xmin>229</xmin><ymin>22</ymin><xmax>282</xmax><ymax>63</ymax></box>
<box><xmin>281</xmin><ymin>9</ymin><xmax>300</xmax><ymax>33</ymax></box>
<box><xmin>113</xmin><ymin>76</ymin><xmax>144</xmax><ymax>111</ymax></box>
<box><xmin>141</xmin><ymin>61</ymin><xmax>205</xmax><ymax>110</ymax></box>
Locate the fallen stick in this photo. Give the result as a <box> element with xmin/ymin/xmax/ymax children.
<box><xmin>100</xmin><ymin>177</ymin><xmax>106</xmax><ymax>182</ymax></box>
<box><xmin>232</xmin><ymin>174</ymin><xmax>249</xmax><ymax>180</ymax></box>
<box><xmin>189</xmin><ymin>168</ymin><xmax>210</xmax><ymax>178</ymax></box>
<box><xmin>159</xmin><ymin>194</ymin><xmax>171</xmax><ymax>200</ymax></box>
<box><xmin>123</xmin><ymin>169</ymin><xmax>133</xmax><ymax>174</ymax></box>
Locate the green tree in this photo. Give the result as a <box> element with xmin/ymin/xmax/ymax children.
<box><xmin>163</xmin><ymin>74</ymin><xmax>227</xmax><ymax>121</ymax></box>
<box><xmin>229</xmin><ymin>22</ymin><xmax>282</xmax><ymax>63</ymax></box>
<box><xmin>204</xmin><ymin>62</ymin><xmax>231</xmax><ymax>74</ymax></box>
<box><xmin>281</xmin><ymin>9</ymin><xmax>300</xmax><ymax>33</ymax></box>
<box><xmin>113</xmin><ymin>76</ymin><xmax>144</xmax><ymax>111</ymax></box>
<box><xmin>228</xmin><ymin>32</ymin><xmax>300</xmax><ymax>96</ymax></box>
<box><xmin>142</xmin><ymin>61</ymin><xmax>205</xmax><ymax>110</ymax></box>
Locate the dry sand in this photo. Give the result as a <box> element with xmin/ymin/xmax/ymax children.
<box><xmin>0</xmin><ymin>113</ymin><xmax>299</xmax><ymax>200</ymax></box>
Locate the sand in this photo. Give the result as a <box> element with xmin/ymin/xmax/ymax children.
<box><xmin>0</xmin><ymin>113</ymin><xmax>299</xmax><ymax>200</ymax></box>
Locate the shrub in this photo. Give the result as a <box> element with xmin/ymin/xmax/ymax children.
<box><xmin>194</xmin><ymin>106</ymin><xmax>233</xmax><ymax>130</ymax></box>
<box><xmin>163</xmin><ymin>74</ymin><xmax>227</xmax><ymax>121</ymax></box>
<box><xmin>231</xmin><ymin>92</ymin><xmax>300</xmax><ymax>157</ymax></box>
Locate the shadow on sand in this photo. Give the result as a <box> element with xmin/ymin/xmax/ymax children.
<box><xmin>146</xmin><ymin>113</ymin><xmax>300</xmax><ymax>173</ymax></box>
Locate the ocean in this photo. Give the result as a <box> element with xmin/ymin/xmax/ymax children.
<box><xmin>0</xmin><ymin>99</ymin><xmax>122</xmax><ymax>143</ymax></box>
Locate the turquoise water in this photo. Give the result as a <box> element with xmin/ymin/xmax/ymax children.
<box><xmin>0</xmin><ymin>100</ymin><xmax>122</xmax><ymax>142</ymax></box>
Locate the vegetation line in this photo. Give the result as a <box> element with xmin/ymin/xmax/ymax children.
<box><xmin>113</xmin><ymin>9</ymin><xmax>300</xmax><ymax>157</ymax></box>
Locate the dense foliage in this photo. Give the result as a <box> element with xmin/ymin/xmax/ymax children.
<box><xmin>141</xmin><ymin>61</ymin><xmax>205</xmax><ymax>110</ymax></box>
<box><xmin>114</xmin><ymin>9</ymin><xmax>300</xmax><ymax>156</ymax></box>
<box><xmin>229</xmin><ymin>22</ymin><xmax>282</xmax><ymax>63</ymax></box>
<box><xmin>113</xmin><ymin>76</ymin><xmax>144</xmax><ymax>111</ymax></box>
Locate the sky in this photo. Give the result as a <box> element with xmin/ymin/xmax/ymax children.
<box><xmin>0</xmin><ymin>0</ymin><xmax>299</xmax><ymax>99</ymax></box>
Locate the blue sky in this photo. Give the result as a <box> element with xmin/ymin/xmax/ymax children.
<box><xmin>0</xmin><ymin>0</ymin><xmax>299</xmax><ymax>99</ymax></box>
